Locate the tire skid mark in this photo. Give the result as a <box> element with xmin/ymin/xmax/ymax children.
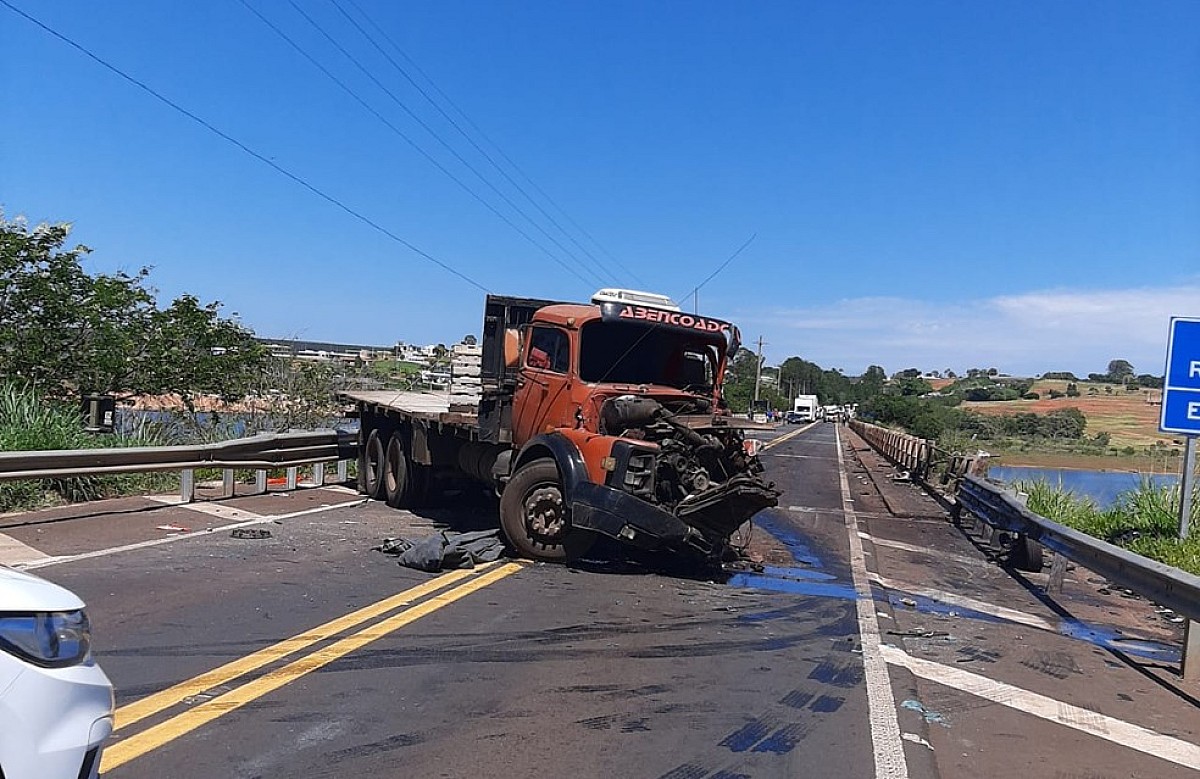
<box><xmin>807</xmin><ymin>656</ymin><xmax>865</xmax><ymax>688</ymax></box>
<box><xmin>719</xmin><ymin>716</ymin><xmax>777</xmax><ymax>752</ymax></box>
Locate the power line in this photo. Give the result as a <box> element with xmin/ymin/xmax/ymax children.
<box><xmin>0</xmin><ymin>0</ymin><xmax>491</xmax><ymax>293</ymax></box>
<box><xmin>277</xmin><ymin>0</ymin><xmax>612</xmax><ymax>289</ymax></box>
<box><xmin>238</xmin><ymin>0</ymin><xmax>602</xmax><ymax>289</ymax></box>
<box><xmin>340</xmin><ymin>0</ymin><xmax>649</xmax><ymax>289</ymax></box>
<box><xmin>676</xmin><ymin>233</ymin><xmax>757</xmax><ymax>310</ymax></box>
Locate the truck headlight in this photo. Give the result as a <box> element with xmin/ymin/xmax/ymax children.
<box><xmin>0</xmin><ymin>610</ymin><xmax>92</xmax><ymax>668</ymax></box>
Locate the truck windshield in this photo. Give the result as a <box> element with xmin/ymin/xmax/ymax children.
<box><xmin>579</xmin><ymin>320</ymin><xmax>723</xmax><ymax>389</ymax></box>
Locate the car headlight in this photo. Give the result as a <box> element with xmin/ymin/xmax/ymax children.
<box><xmin>0</xmin><ymin>610</ymin><xmax>92</xmax><ymax>668</ymax></box>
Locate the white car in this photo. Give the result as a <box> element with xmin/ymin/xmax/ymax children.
<box><xmin>0</xmin><ymin>566</ymin><xmax>113</xmax><ymax>779</ymax></box>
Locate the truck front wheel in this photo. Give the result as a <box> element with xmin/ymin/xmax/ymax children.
<box><xmin>500</xmin><ymin>458</ymin><xmax>592</xmax><ymax>561</ymax></box>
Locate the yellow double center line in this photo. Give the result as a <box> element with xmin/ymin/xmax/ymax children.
<box><xmin>761</xmin><ymin>421</ymin><xmax>817</xmax><ymax>451</ymax></box>
<box><xmin>103</xmin><ymin>561</ymin><xmax>524</xmax><ymax>773</ymax></box>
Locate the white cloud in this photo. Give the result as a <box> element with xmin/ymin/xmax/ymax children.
<box><xmin>739</xmin><ymin>286</ymin><xmax>1200</xmax><ymax>377</ymax></box>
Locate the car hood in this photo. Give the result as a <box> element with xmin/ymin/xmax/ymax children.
<box><xmin>0</xmin><ymin>566</ymin><xmax>86</xmax><ymax>612</ymax></box>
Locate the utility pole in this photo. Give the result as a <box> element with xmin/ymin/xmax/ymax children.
<box><xmin>752</xmin><ymin>336</ymin><xmax>766</xmax><ymax>408</ymax></box>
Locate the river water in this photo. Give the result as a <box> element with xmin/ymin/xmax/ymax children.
<box><xmin>986</xmin><ymin>465</ymin><xmax>1180</xmax><ymax>509</ymax></box>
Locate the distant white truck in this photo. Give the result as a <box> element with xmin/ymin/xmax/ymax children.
<box><xmin>792</xmin><ymin>395</ymin><xmax>819</xmax><ymax>423</ymax></box>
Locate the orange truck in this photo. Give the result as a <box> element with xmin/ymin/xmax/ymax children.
<box><xmin>342</xmin><ymin>289</ymin><xmax>778</xmax><ymax>562</ymax></box>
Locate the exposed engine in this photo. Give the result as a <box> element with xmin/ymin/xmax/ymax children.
<box><xmin>599</xmin><ymin>395</ymin><xmax>779</xmax><ymax>553</ymax></box>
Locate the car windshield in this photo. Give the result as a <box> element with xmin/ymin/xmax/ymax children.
<box><xmin>578</xmin><ymin>320</ymin><xmax>724</xmax><ymax>389</ymax></box>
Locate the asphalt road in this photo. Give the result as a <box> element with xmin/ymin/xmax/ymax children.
<box><xmin>5</xmin><ymin>423</ymin><xmax>1198</xmax><ymax>778</ymax></box>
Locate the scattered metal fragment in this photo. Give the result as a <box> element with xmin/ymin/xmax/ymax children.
<box><xmin>231</xmin><ymin>528</ymin><xmax>272</xmax><ymax>539</ymax></box>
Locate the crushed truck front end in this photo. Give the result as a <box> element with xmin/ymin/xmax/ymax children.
<box><xmin>499</xmin><ymin>294</ymin><xmax>779</xmax><ymax>561</ymax></box>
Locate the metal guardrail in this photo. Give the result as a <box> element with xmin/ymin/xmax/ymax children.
<box><xmin>0</xmin><ymin>431</ymin><xmax>359</xmax><ymax>503</ymax></box>
<box><xmin>849</xmin><ymin>419</ymin><xmax>1199</xmax><ymax>679</ymax></box>
<box><xmin>957</xmin><ymin>474</ymin><xmax>1200</xmax><ymax>680</ymax></box>
<box><xmin>848</xmin><ymin>419</ymin><xmax>983</xmax><ymax>489</ymax></box>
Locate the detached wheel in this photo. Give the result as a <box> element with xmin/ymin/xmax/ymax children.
<box><xmin>360</xmin><ymin>429</ymin><xmax>387</xmax><ymax>500</ymax></box>
<box><xmin>500</xmin><ymin>458</ymin><xmax>593</xmax><ymax>561</ymax></box>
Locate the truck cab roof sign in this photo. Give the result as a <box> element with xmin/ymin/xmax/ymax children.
<box><xmin>599</xmin><ymin>302</ymin><xmax>735</xmax><ymax>342</ymax></box>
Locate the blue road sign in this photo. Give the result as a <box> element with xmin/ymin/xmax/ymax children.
<box><xmin>1161</xmin><ymin>317</ymin><xmax>1200</xmax><ymax>435</ymax></box>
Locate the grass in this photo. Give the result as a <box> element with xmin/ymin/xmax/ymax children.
<box><xmin>1017</xmin><ymin>477</ymin><xmax>1200</xmax><ymax>576</ymax></box>
<box><xmin>0</xmin><ymin>383</ymin><xmax>176</xmax><ymax>512</ymax></box>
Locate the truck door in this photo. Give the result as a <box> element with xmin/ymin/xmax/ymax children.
<box><xmin>512</xmin><ymin>325</ymin><xmax>573</xmax><ymax>445</ymax></box>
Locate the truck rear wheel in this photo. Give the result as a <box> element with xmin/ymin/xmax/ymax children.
<box><xmin>360</xmin><ymin>429</ymin><xmax>387</xmax><ymax>500</ymax></box>
<box><xmin>500</xmin><ymin>458</ymin><xmax>593</xmax><ymax>561</ymax></box>
<box><xmin>384</xmin><ymin>435</ymin><xmax>411</xmax><ymax>508</ymax></box>
<box><xmin>384</xmin><ymin>434</ymin><xmax>431</xmax><ymax>509</ymax></box>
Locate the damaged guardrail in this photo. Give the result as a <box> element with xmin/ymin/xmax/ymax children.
<box><xmin>0</xmin><ymin>430</ymin><xmax>359</xmax><ymax>503</ymax></box>
<box><xmin>850</xmin><ymin>418</ymin><xmax>1199</xmax><ymax>680</ymax></box>
<box><xmin>956</xmin><ymin>474</ymin><xmax>1200</xmax><ymax>681</ymax></box>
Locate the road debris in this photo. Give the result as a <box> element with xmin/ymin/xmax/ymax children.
<box><xmin>231</xmin><ymin>528</ymin><xmax>272</xmax><ymax>539</ymax></box>
<box><xmin>375</xmin><ymin>529</ymin><xmax>505</xmax><ymax>572</ymax></box>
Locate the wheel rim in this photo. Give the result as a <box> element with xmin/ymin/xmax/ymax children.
<box><xmin>523</xmin><ymin>484</ymin><xmax>567</xmax><ymax>540</ymax></box>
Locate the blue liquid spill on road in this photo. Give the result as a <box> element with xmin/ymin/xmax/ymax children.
<box><xmin>1059</xmin><ymin>618</ymin><xmax>1181</xmax><ymax>663</ymax></box>
<box><xmin>753</xmin><ymin>510</ymin><xmax>822</xmax><ymax>567</ymax></box>
<box><xmin>888</xmin><ymin>592</ymin><xmax>1006</xmax><ymax>624</ymax></box>
<box><xmin>727</xmin><ymin>572</ymin><xmax>858</xmax><ymax>601</ymax></box>
<box><xmin>734</xmin><ymin>512</ymin><xmax>1182</xmax><ymax>663</ymax></box>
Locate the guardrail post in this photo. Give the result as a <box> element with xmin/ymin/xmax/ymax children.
<box><xmin>254</xmin><ymin>469</ymin><xmax>267</xmax><ymax>494</ymax></box>
<box><xmin>222</xmin><ymin>469</ymin><xmax>234</xmax><ymax>498</ymax></box>
<box><xmin>313</xmin><ymin>463</ymin><xmax>326</xmax><ymax>487</ymax></box>
<box><xmin>1184</xmin><ymin>622</ymin><xmax>1199</xmax><ymax>682</ymax></box>
<box><xmin>286</xmin><ymin>466</ymin><xmax>298</xmax><ymax>491</ymax></box>
<box><xmin>1047</xmin><ymin>553</ymin><xmax>1069</xmax><ymax>594</ymax></box>
<box><xmin>180</xmin><ymin>469</ymin><xmax>195</xmax><ymax>503</ymax></box>
<box><xmin>336</xmin><ymin>459</ymin><xmax>348</xmax><ymax>483</ymax></box>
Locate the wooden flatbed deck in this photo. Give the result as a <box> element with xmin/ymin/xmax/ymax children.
<box><xmin>339</xmin><ymin>390</ymin><xmax>480</xmax><ymax>427</ymax></box>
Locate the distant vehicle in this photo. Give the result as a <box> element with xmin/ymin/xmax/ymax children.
<box><xmin>0</xmin><ymin>566</ymin><xmax>113</xmax><ymax>779</ymax></box>
<box><xmin>785</xmin><ymin>410</ymin><xmax>804</xmax><ymax>424</ymax></box>
<box><xmin>792</xmin><ymin>394</ymin><xmax>819</xmax><ymax>422</ymax></box>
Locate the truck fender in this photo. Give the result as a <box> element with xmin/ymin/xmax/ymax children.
<box><xmin>509</xmin><ymin>433</ymin><xmax>589</xmax><ymax>501</ymax></box>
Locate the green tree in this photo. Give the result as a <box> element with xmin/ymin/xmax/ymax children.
<box><xmin>1107</xmin><ymin>359</ymin><xmax>1134</xmax><ymax>382</ymax></box>
<box><xmin>1</xmin><ymin>215</ymin><xmax>267</xmax><ymax>403</ymax></box>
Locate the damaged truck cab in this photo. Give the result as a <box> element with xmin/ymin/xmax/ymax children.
<box><xmin>348</xmin><ymin>289</ymin><xmax>778</xmax><ymax>563</ymax></box>
<box><xmin>486</xmin><ymin>290</ymin><xmax>779</xmax><ymax>561</ymax></box>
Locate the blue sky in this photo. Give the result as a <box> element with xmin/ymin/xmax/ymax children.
<box><xmin>2</xmin><ymin>1</ymin><xmax>1197</xmax><ymax>377</ymax></box>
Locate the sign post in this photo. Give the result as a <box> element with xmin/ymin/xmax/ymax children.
<box><xmin>1160</xmin><ymin>316</ymin><xmax>1200</xmax><ymax>682</ymax></box>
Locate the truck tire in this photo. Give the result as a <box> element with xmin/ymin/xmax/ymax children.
<box><xmin>499</xmin><ymin>458</ymin><xmax>592</xmax><ymax>561</ymax></box>
<box><xmin>361</xmin><ymin>429</ymin><xmax>387</xmax><ymax>501</ymax></box>
<box><xmin>384</xmin><ymin>435</ymin><xmax>412</xmax><ymax>508</ymax></box>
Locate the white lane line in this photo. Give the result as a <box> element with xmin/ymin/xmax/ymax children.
<box><xmin>858</xmin><ymin>532</ymin><xmax>988</xmax><ymax>569</ymax></box>
<box><xmin>148</xmin><ymin>495</ymin><xmax>263</xmax><ymax>521</ymax></box>
<box><xmin>882</xmin><ymin>645</ymin><xmax>1200</xmax><ymax>770</ymax></box>
<box><xmin>867</xmin><ymin>571</ymin><xmax>1055</xmax><ymax>631</ymax></box>
<box><xmin>835</xmin><ymin>425</ymin><xmax>910</xmax><ymax>778</ymax></box>
<box><xmin>17</xmin><ymin>499</ymin><xmax>368</xmax><ymax>571</ymax></box>
<box><xmin>0</xmin><ymin>532</ymin><xmax>52</xmax><ymax>566</ymax></box>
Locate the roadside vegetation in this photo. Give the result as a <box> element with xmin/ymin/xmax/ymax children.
<box><xmin>0</xmin><ymin>382</ymin><xmax>175</xmax><ymax>511</ymax></box>
<box><xmin>1019</xmin><ymin>478</ymin><xmax>1200</xmax><ymax>577</ymax></box>
<box><xmin>0</xmin><ymin>213</ymin><xmax>349</xmax><ymax>512</ymax></box>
